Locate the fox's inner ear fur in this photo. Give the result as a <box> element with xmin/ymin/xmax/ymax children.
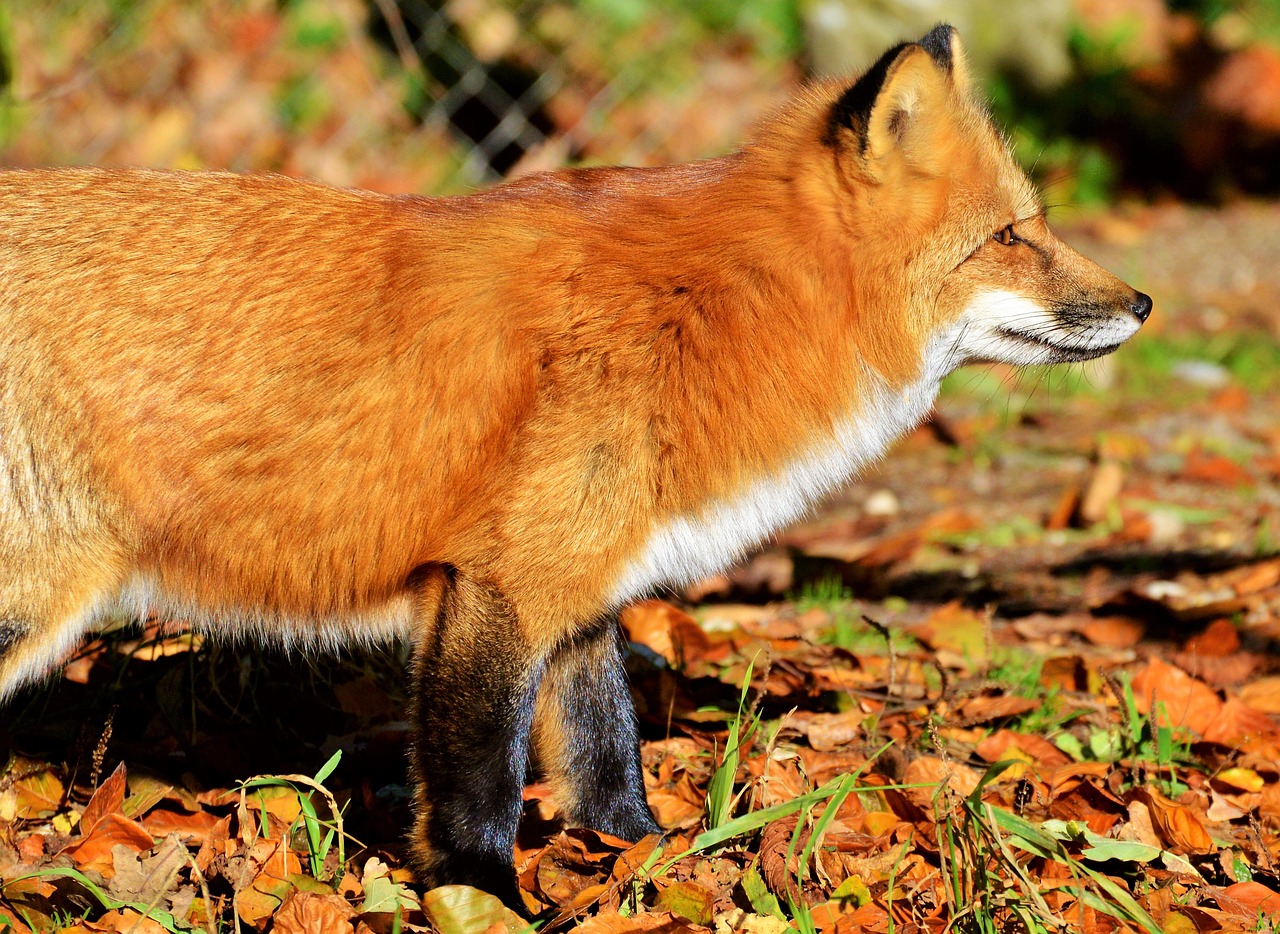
<box><xmin>826</xmin><ymin>23</ymin><xmax>970</xmax><ymax>169</ymax></box>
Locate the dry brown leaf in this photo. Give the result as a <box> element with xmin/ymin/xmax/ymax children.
<box><xmin>107</xmin><ymin>832</ymin><xmax>187</xmax><ymax>906</ymax></box>
<box><xmin>803</xmin><ymin>711</ymin><xmax>864</xmax><ymax>752</ymax></box>
<box><xmin>1131</xmin><ymin>787</ymin><xmax>1213</xmax><ymax>854</ymax></box>
<box><xmin>194</xmin><ymin>814</ymin><xmax>233</xmax><ymax>874</ymax></box>
<box><xmin>621</xmin><ymin>601</ymin><xmax>712</xmax><ymax>669</ymax></box>
<box><xmin>901</xmin><ymin>756</ymin><xmax>981</xmax><ymax>810</ymax></box>
<box><xmin>1117</xmin><ymin>800</ymin><xmax>1162</xmax><ymax>849</ymax></box>
<box><xmin>11</xmin><ymin>764</ymin><xmax>65</xmax><ymax>819</ymax></box>
<box><xmin>975</xmin><ymin>730</ymin><xmax>1072</xmax><ymax>772</ymax></box>
<box><xmin>1079</xmin><ymin>616</ymin><xmax>1146</xmax><ymax>648</ymax></box>
<box><xmin>1220</xmin><ymin>881</ymin><xmax>1280</xmax><ymax>916</ymax></box>
<box><xmin>577</xmin><ymin>909</ymin><xmax>699</xmax><ymax>934</ymax></box>
<box><xmin>13</xmin><ymin>836</ymin><xmax>44</xmax><ymax>869</ymax></box>
<box><xmin>645</xmin><ymin>789</ymin><xmax>703</xmax><ymax>831</ymax></box>
<box><xmin>62</xmin><ymin>813</ymin><xmax>156</xmax><ymax>877</ymax></box>
<box><xmin>1130</xmin><ymin>657</ymin><xmax>1222</xmax><ymax>738</ymax></box>
<box><xmin>85</xmin><ymin>908</ymin><xmax>170</xmax><ymax>934</ymax></box>
<box><xmin>1239</xmin><ymin>674</ymin><xmax>1280</xmax><ymax>713</ymax></box>
<box><xmin>81</xmin><ymin>762</ymin><xmax>128</xmax><ymax>835</ymax></box>
<box><xmin>854</xmin><ymin>509</ymin><xmax>978</xmax><ymax>568</ymax></box>
<box><xmin>141</xmin><ymin>807</ymin><xmax>222</xmax><ymax>844</ymax></box>
<box><xmin>1203</xmin><ymin>697</ymin><xmax>1280</xmax><ymax>754</ymax></box>
<box><xmin>236</xmin><ymin>839</ymin><xmax>304</xmax><ymax>927</ymax></box>
<box><xmin>1079</xmin><ymin>460</ymin><xmax>1125</xmax><ymax>524</ymax></box>
<box><xmin>272</xmin><ymin>892</ymin><xmax>358</xmax><ymax>934</ymax></box>
<box><xmin>956</xmin><ymin>694</ymin><xmax>1043</xmax><ymax>724</ymax></box>
<box><xmin>1182</xmin><ymin>618</ymin><xmax>1241</xmax><ymax>656</ymax></box>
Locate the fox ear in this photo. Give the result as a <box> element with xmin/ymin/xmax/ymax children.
<box><xmin>917</xmin><ymin>23</ymin><xmax>972</xmax><ymax>97</ymax></box>
<box><xmin>826</xmin><ymin>24</ymin><xmax>970</xmax><ymax>164</ymax></box>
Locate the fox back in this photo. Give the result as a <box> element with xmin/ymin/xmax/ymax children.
<box><xmin>0</xmin><ymin>25</ymin><xmax>1148</xmax><ymax>912</ymax></box>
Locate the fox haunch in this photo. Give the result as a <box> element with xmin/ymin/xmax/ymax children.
<box><xmin>0</xmin><ymin>25</ymin><xmax>1149</xmax><ymax>911</ymax></box>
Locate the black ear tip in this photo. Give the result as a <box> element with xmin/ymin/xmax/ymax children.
<box><xmin>918</xmin><ymin>23</ymin><xmax>956</xmax><ymax>70</ymax></box>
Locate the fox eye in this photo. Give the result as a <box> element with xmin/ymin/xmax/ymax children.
<box><xmin>994</xmin><ymin>225</ymin><xmax>1016</xmax><ymax>246</ymax></box>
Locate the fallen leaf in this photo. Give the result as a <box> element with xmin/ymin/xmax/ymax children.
<box><xmin>654</xmin><ymin>880</ymin><xmax>716</xmax><ymax>927</ymax></box>
<box><xmin>1183</xmin><ymin>618</ymin><xmax>1240</xmax><ymax>656</ymax></box>
<box><xmin>975</xmin><ymin>730</ymin><xmax>1072</xmax><ymax>772</ymax></box>
<box><xmin>956</xmin><ymin>694</ymin><xmax>1042</xmax><ymax>724</ymax></box>
<box><xmin>420</xmin><ymin>885</ymin><xmax>526</xmax><ymax>934</ymax></box>
<box><xmin>141</xmin><ymin>808</ymin><xmax>222</xmax><ymax>843</ymax></box>
<box><xmin>1220</xmin><ymin>880</ymin><xmax>1280</xmax><ymax>915</ymax></box>
<box><xmin>1131</xmin><ymin>657</ymin><xmax>1222</xmax><ymax>738</ymax></box>
<box><xmin>1239</xmin><ymin>675</ymin><xmax>1280</xmax><ymax>713</ymax></box>
<box><xmin>902</xmin><ymin>756</ymin><xmax>981</xmax><ymax>810</ymax></box>
<box><xmin>62</xmin><ymin>813</ymin><xmax>156</xmax><ymax>877</ymax></box>
<box><xmin>81</xmin><ymin>762</ymin><xmax>128</xmax><ymax>835</ymax></box>
<box><xmin>577</xmin><ymin>909</ymin><xmax>698</xmax><ymax>934</ymax></box>
<box><xmin>12</xmin><ymin>764</ymin><xmax>64</xmax><ymax>819</ymax></box>
<box><xmin>273</xmin><ymin>892</ymin><xmax>358</xmax><ymax>934</ymax></box>
<box><xmin>1079</xmin><ymin>460</ymin><xmax>1125</xmax><ymax>524</ymax></box>
<box><xmin>1131</xmin><ymin>788</ymin><xmax>1213</xmax><ymax>854</ymax></box>
<box><xmin>621</xmin><ymin>601</ymin><xmax>712</xmax><ymax>669</ymax></box>
<box><xmin>86</xmin><ymin>908</ymin><xmax>170</xmax><ymax>934</ymax></box>
<box><xmin>1080</xmin><ymin>617</ymin><xmax>1146</xmax><ymax>648</ymax></box>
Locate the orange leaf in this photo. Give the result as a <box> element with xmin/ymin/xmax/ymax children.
<box><xmin>1221</xmin><ymin>881</ymin><xmax>1280</xmax><ymax>916</ymax></box>
<box><xmin>1239</xmin><ymin>675</ymin><xmax>1280</xmax><ymax>714</ymax></box>
<box><xmin>272</xmin><ymin>892</ymin><xmax>357</xmax><ymax>934</ymax></box>
<box><xmin>1130</xmin><ymin>657</ymin><xmax>1222</xmax><ymax>738</ymax></box>
<box><xmin>975</xmin><ymin>730</ymin><xmax>1071</xmax><ymax>772</ymax></box>
<box><xmin>1183</xmin><ymin>618</ymin><xmax>1240</xmax><ymax>656</ymax></box>
<box><xmin>86</xmin><ymin>908</ymin><xmax>169</xmax><ymax>934</ymax></box>
<box><xmin>577</xmin><ymin>909</ymin><xmax>699</xmax><ymax>934</ymax></box>
<box><xmin>62</xmin><ymin>813</ymin><xmax>156</xmax><ymax>877</ymax></box>
<box><xmin>1079</xmin><ymin>617</ymin><xmax>1145</xmax><ymax>649</ymax></box>
<box><xmin>1133</xmin><ymin>788</ymin><xmax>1213</xmax><ymax>854</ymax></box>
<box><xmin>142</xmin><ymin>808</ymin><xmax>222</xmax><ymax>844</ymax></box>
<box><xmin>236</xmin><ymin>840</ymin><xmax>303</xmax><ymax>928</ymax></box>
<box><xmin>1181</xmin><ymin>448</ymin><xmax>1251</xmax><ymax>486</ymax></box>
<box><xmin>620</xmin><ymin>601</ymin><xmax>711</xmax><ymax>668</ymax></box>
<box><xmin>12</xmin><ymin>765</ymin><xmax>64</xmax><ymax>819</ymax></box>
<box><xmin>901</xmin><ymin>756</ymin><xmax>981</xmax><ymax>810</ymax></box>
<box><xmin>1203</xmin><ymin>698</ymin><xmax>1280</xmax><ymax>753</ymax></box>
<box><xmin>81</xmin><ymin>762</ymin><xmax>127</xmax><ymax>836</ymax></box>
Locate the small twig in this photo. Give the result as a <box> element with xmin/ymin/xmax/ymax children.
<box><xmin>1101</xmin><ymin>668</ymin><xmax>1141</xmax><ymax>788</ymax></box>
<box><xmin>862</xmin><ymin>614</ymin><xmax>897</xmax><ymax>699</ymax></box>
<box><xmin>90</xmin><ymin>706</ymin><xmax>117</xmax><ymax>789</ymax></box>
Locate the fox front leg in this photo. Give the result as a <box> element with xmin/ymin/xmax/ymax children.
<box><xmin>409</xmin><ymin>571</ymin><xmax>541</xmax><ymax>914</ymax></box>
<box><xmin>533</xmin><ymin>614</ymin><xmax>660</xmax><ymax>842</ymax></box>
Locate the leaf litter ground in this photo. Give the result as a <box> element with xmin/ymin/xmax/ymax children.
<box><xmin>3</xmin><ymin>202</ymin><xmax>1280</xmax><ymax>933</ymax></box>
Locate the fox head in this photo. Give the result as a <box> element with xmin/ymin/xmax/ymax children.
<box><xmin>765</xmin><ymin>25</ymin><xmax>1150</xmax><ymax>384</ymax></box>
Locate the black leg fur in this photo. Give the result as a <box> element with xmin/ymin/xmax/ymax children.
<box><xmin>534</xmin><ymin>616</ymin><xmax>661</xmax><ymax>841</ymax></box>
<box><xmin>409</xmin><ymin>572</ymin><xmax>542</xmax><ymax>914</ymax></box>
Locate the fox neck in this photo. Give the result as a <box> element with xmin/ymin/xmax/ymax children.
<box><xmin>608</xmin><ymin>325</ymin><xmax>956</xmax><ymax>606</ymax></box>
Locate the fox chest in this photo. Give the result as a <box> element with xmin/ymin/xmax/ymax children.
<box><xmin>608</xmin><ymin>373</ymin><xmax>941</xmax><ymax>606</ymax></box>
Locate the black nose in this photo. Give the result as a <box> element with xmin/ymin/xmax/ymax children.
<box><xmin>1130</xmin><ymin>291</ymin><xmax>1153</xmax><ymax>323</ymax></box>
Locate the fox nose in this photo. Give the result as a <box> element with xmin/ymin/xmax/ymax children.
<box><xmin>1129</xmin><ymin>291</ymin><xmax>1153</xmax><ymax>323</ymax></box>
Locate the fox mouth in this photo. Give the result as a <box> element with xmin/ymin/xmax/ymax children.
<box><xmin>995</xmin><ymin>326</ymin><xmax>1128</xmax><ymax>363</ymax></box>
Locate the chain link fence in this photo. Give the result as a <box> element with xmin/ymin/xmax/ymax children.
<box><xmin>0</xmin><ymin>0</ymin><xmax>802</xmax><ymax>193</ymax></box>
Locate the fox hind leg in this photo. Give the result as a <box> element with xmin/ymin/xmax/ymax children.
<box><xmin>408</xmin><ymin>570</ymin><xmax>543</xmax><ymax>915</ymax></box>
<box><xmin>533</xmin><ymin>615</ymin><xmax>661</xmax><ymax>842</ymax></box>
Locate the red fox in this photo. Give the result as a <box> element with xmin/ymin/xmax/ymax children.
<box><xmin>0</xmin><ymin>25</ymin><xmax>1147</xmax><ymax>911</ymax></box>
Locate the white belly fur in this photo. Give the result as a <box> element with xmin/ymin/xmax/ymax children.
<box><xmin>111</xmin><ymin>575</ymin><xmax>415</xmax><ymax>649</ymax></box>
<box><xmin>608</xmin><ymin>339</ymin><xmax>957</xmax><ymax>606</ymax></box>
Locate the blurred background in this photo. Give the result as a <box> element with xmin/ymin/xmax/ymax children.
<box><xmin>2</xmin><ymin>0</ymin><xmax>1279</xmax><ymax>203</ymax></box>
